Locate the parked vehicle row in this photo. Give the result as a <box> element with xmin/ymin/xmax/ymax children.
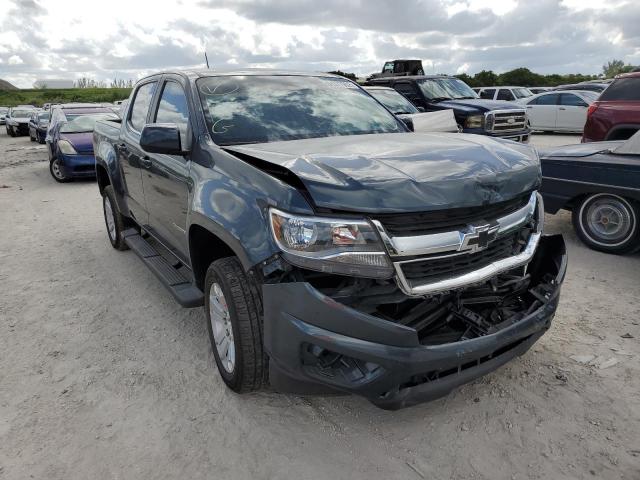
<box><xmin>92</xmin><ymin>69</ymin><xmax>566</xmax><ymax>410</ymax></box>
<box><xmin>523</xmin><ymin>90</ymin><xmax>599</xmax><ymax>133</ymax></box>
<box><xmin>5</xmin><ymin>105</ymin><xmax>37</xmax><ymax>136</ymax></box>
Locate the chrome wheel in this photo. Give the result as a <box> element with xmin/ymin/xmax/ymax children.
<box><xmin>103</xmin><ymin>195</ymin><xmax>116</xmax><ymax>242</ymax></box>
<box><xmin>209</xmin><ymin>282</ymin><xmax>235</xmax><ymax>373</ymax></box>
<box><xmin>579</xmin><ymin>194</ymin><xmax>635</xmax><ymax>247</ymax></box>
<box><xmin>51</xmin><ymin>159</ymin><xmax>65</xmax><ymax>180</ymax></box>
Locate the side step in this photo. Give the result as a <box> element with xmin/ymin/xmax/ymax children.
<box><xmin>123</xmin><ymin>229</ymin><xmax>204</xmax><ymax>308</ymax></box>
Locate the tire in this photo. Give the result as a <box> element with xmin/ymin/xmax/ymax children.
<box><xmin>204</xmin><ymin>257</ymin><xmax>266</xmax><ymax>393</ymax></box>
<box><xmin>29</xmin><ymin>131</ymin><xmax>35</xmax><ymax>142</ymax></box>
<box><xmin>572</xmin><ymin>193</ymin><xmax>640</xmax><ymax>254</ymax></box>
<box><xmin>8</xmin><ymin>126</ymin><xmax>16</xmax><ymax>137</ymax></box>
<box><xmin>101</xmin><ymin>185</ymin><xmax>129</xmax><ymax>251</ymax></box>
<box><xmin>49</xmin><ymin>158</ymin><xmax>71</xmax><ymax>183</ymax></box>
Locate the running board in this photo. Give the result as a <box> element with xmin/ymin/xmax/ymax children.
<box><xmin>123</xmin><ymin>229</ymin><xmax>204</xmax><ymax>308</ymax></box>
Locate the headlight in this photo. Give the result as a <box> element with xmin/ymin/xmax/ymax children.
<box><xmin>269</xmin><ymin>208</ymin><xmax>393</xmax><ymax>278</ymax></box>
<box><xmin>58</xmin><ymin>140</ymin><xmax>77</xmax><ymax>155</ymax></box>
<box><xmin>464</xmin><ymin>115</ymin><xmax>483</xmax><ymax>129</ymax></box>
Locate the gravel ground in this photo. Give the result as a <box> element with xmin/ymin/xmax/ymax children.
<box><xmin>0</xmin><ymin>132</ymin><xmax>638</xmax><ymax>480</ymax></box>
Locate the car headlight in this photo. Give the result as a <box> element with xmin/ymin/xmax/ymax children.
<box><xmin>269</xmin><ymin>208</ymin><xmax>393</xmax><ymax>278</ymax></box>
<box><xmin>58</xmin><ymin>140</ymin><xmax>77</xmax><ymax>155</ymax></box>
<box><xmin>464</xmin><ymin>115</ymin><xmax>484</xmax><ymax>129</ymax></box>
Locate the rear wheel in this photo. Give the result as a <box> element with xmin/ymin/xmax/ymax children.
<box><xmin>102</xmin><ymin>185</ymin><xmax>129</xmax><ymax>250</ymax></box>
<box><xmin>572</xmin><ymin>193</ymin><xmax>640</xmax><ymax>254</ymax></box>
<box><xmin>204</xmin><ymin>257</ymin><xmax>266</xmax><ymax>393</ymax></box>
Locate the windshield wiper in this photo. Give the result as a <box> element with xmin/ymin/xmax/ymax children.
<box><xmin>429</xmin><ymin>97</ymin><xmax>452</xmax><ymax>102</ymax></box>
<box><xmin>456</xmin><ymin>96</ymin><xmax>477</xmax><ymax>99</ymax></box>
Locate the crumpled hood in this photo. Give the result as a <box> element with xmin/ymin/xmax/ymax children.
<box><xmin>224</xmin><ymin>132</ymin><xmax>541</xmax><ymax>213</ymax></box>
<box><xmin>60</xmin><ymin>132</ymin><xmax>94</xmax><ymax>153</ymax></box>
<box><xmin>436</xmin><ymin>98</ymin><xmax>524</xmax><ymax>113</ymax></box>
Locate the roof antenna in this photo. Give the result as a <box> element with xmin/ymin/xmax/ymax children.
<box><xmin>204</xmin><ymin>51</ymin><xmax>210</xmax><ymax>69</ymax></box>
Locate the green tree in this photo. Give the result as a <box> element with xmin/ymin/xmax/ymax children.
<box><xmin>455</xmin><ymin>73</ymin><xmax>474</xmax><ymax>86</ymax></box>
<box><xmin>498</xmin><ymin>68</ymin><xmax>543</xmax><ymax>86</ymax></box>
<box><xmin>473</xmin><ymin>70</ymin><xmax>498</xmax><ymax>87</ymax></box>
<box><xmin>602</xmin><ymin>59</ymin><xmax>634</xmax><ymax>78</ymax></box>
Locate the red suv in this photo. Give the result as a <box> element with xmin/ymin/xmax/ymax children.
<box><xmin>582</xmin><ymin>72</ymin><xmax>640</xmax><ymax>142</ymax></box>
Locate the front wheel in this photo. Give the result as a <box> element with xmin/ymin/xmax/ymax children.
<box><xmin>572</xmin><ymin>193</ymin><xmax>640</xmax><ymax>254</ymax></box>
<box><xmin>8</xmin><ymin>126</ymin><xmax>16</xmax><ymax>137</ymax></box>
<box><xmin>49</xmin><ymin>159</ymin><xmax>70</xmax><ymax>183</ymax></box>
<box><xmin>102</xmin><ymin>185</ymin><xmax>129</xmax><ymax>251</ymax></box>
<box><xmin>29</xmin><ymin>131</ymin><xmax>35</xmax><ymax>142</ymax></box>
<box><xmin>204</xmin><ymin>257</ymin><xmax>266</xmax><ymax>393</ymax></box>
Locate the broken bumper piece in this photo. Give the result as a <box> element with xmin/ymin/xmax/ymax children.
<box><xmin>263</xmin><ymin>234</ymin><xmax>567</xmax><ymax>410</ymax></box>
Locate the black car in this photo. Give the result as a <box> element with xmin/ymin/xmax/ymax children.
<box><xmin>28</xmin><ymin>110</ymin><xmax>49</xmax><ymax>144</ymax></box>
<box><xmin>540</xmin><ymin>132</ymin><xmax>640</xmax><ymax>254</ymax></box>
<box><xmin>367</xmin><ymin>75</ymin><xmax>531</xmax><ymax>142</ymax></box>
<box><xmin>93</xmin><ymin>70</ymin><xmax>566</xmax><ymax>409</ymax></box>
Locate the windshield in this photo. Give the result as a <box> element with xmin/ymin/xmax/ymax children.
<box><xmin>60</xmin><ymin>113</ymin><xmax>118</xmax><ymax>133</ymax></box>
<box><xmin>417</xmin><ymin>78</ymin><xmax>478</xmax><ymax>100</ymax></box>
<box><xmin>12</xmin><ymin>109</ymin><xmax>34</xmax><ymax>117</ymax></box>
<box><xmin>197</xmin><ymin>75</ymin><xmax>404</xmax><ymax>146</ymax></box>
<box><xmin>0</xmin><ymin>107</ymin><xmax>8</xmax><ymax>114</ymax></box>
<box><xmin>38</xmin><ymin>112</ymin><xmax>49</xmax><ymax>122</ymax></box>
<box><xmin>368</xmin><ymin>89</ymin><xmax>419</xmax><ymax>114</ymax></box>
<box><xmin>512</xmin><ymin>88</ymin><xmax>533</xmax><ymax>99</ymax></box>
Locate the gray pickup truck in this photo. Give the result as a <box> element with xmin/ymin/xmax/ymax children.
<box><xmin>93</xmin><ymin>70</ymin><xmax>566</xmax><ymax>409</ymax></box>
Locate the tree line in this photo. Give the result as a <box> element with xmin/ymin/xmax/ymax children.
<box><xmin>74</xmin><ymin>77</ymin><xmax>135</xmax><ymax>88</ymax></box>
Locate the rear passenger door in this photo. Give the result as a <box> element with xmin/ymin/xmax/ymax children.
<box><xmin>526</xmin><ymin>93</ymin><xmax>559</xmax><ymax>130</ymax></box>
<box><xmin>121</xmin><ymin>79</ymin><xmax>159</xmax><ymax>224</ymax></box>
<box><xmin>497</xmin><ymin>89</ymin><xmax>516</xmax><ymax>101</ymax></box>
<box><xmin>142</xmin><ymin>76</ymin><xmax>193</xmax><ymax>261</ymax></box>
<box><xmin>557</xmin><ymin>93</ymin><xmax>588</xmax><ymax>131</ymax></box>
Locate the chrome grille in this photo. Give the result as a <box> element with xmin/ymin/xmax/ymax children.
<box><xmin>485</xmin><ymin>109</ymin><xmax>527</xmax><ymax>133</ymax></box>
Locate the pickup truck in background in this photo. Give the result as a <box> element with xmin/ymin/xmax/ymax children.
<box><xmin>367</xmin><ymin>59</ymin><xmax>425</xmax><ymax>80</ymax></box>
<box><xmin>93</xmin><ymin>70</ymin><xmax>566</xmax><ymax>409</ymax></box>
<box><xmin>367</xmin><ymin>75</ymin><xmax>531</xmax><ymax>142</ymax></box>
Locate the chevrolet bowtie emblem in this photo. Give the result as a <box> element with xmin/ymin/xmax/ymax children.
<box><xmin>459</xmin><ymin>223</ymin><xmax>500</xmax><ymax>253</ymax></box>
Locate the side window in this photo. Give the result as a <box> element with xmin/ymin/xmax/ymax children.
<box><xmin>497</xmin><ymin>89</ymin><xmax>515</xmax><ymax>101</ymax></box>
<box><xmin>383</xmin><ymin>62</ymin><xmax>394</xmax><ymax>73</ymax></box>
<box><xmin>560</xmin><ymin>93</ymin><xmax>587</xmax><ymax>107</ymax></box>
<box><xmin>480</xmin><ymin>88</ymin><xmax>496</xmax><ymax>99</ymax></box>
<box><xmin>154</xmin><ymin>81</ymin><xmax>190</xmax><ymax>147</ymax></box>
<box><xmin>535</xmin><ymin>93</ymin><xmax>560</xmax><ymax>105</ymax></box>
<box><xmin>129</xmin><ymin>82</ymin><xmax>157</xmax><ymax>132</ymax></box>
<box><xmin>394</xmin><ymin>83</ymin><xmax>420</xmax><ymax>102</ymax></box>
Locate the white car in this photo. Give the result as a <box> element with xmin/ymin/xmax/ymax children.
<box><xmin>524</xmin><ymin>90</ymin><xmax>599</xmax><ymax>133</ymax></box>
<box><xmin>474</xmin><ymin>86</ymin><xmax>534</xmax><ymax>102</ymax></box>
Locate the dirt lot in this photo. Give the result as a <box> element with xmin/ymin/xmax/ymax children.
<box><xmin>0</xmin><ymin>132</ymin><xmax>638</xmax><ymax>480</ymax></box>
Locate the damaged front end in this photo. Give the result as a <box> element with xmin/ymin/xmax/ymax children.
<box><xmin>262</xmin><ymin>192</ymin><xmax>567</xmax><ymax>409</ymax></box>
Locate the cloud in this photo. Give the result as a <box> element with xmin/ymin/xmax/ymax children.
<box><xmin>0</xmin><ymin>0</ymin><xmax>638</xmax><ymax>88</ymax></box>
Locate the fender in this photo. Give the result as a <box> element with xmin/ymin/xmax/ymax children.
<box><xmin>95</xmin><ymin>135</ymin><xmax>129</xmax><ymax>215</ymax></box>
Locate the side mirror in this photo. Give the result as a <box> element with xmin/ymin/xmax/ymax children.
<box><xmin>416</xmin><ymin>106</ymin><xmax>425</xmax><ymax>112</ymax></box>
<box><xmin>140</xmin><ymin>124</ymin><xmax>186</xmax><ymax>155</ymax></box>
<box><xmin>398</xmin><ymin>115</ymin><xmax>414</xmax><ymax>132</ymax></box>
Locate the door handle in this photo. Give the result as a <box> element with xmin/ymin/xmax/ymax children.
<box><xmin>526</xmin><ymin>106</ymin><xmax>533</xmax><ymax>109</ymax></box>
<box><xmin>558</xmin><ymin>107</ymin><xmax>566</xmax><ymax>110</ymax></box>
<box><xmin>140</xmin><ymin>156</ymin><xmax>152</xmax><ymax>169</ymax></box>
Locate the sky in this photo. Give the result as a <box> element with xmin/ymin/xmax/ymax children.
<box><xmin>0</xmin><ymin>0</ymin><xmax>638</xmax><ymax>88</ymax></box>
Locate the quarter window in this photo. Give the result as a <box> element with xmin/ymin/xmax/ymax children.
<box><xmin>531</xmin><ymin>93</ymin><xmax>559</xmax><ymax>105</ymax></box>
<box><xmin>129</xmin><ymin>82</ymin><xmax>157</xmax><ymax>132</ymax></box>
<box><xmin>480</xmin><ymin>89</ymin><xmax>495</xmax><ymax>99</ymax></box>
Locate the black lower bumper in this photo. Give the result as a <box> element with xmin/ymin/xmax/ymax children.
<box><xmin>263</xmin><ymin>235</ymin><xmax>567</xmax><ymax>410</ymax></box>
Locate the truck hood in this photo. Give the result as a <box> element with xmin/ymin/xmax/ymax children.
<box><xmin>224</xmin><ymin>132</ymin><xmax>540</xmax><ymax>213</ymax></box>
<box><xmin>435</xmin><ymin>98</ymin><xmax>523</xmax><ymax>114</ymax></box>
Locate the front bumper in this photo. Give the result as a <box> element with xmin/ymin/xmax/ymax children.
<box><xmin>9</xmin><ymin>122</ymin><xmax>29</xmax><ymax>135</ymax></box>
<box><xmin>463</xmin><ymin>126</ymin><xmax>530</xmax><ymax>143</ymax></box>
<box><xmin>264</xmin><ymin>234</ymin><xmax>566</xmax><ymax>410</ymax></box>
<box><xmin>57</xmin><ymin>153</ymin><xmax>97</xmax><ymax>178</ymax></box>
